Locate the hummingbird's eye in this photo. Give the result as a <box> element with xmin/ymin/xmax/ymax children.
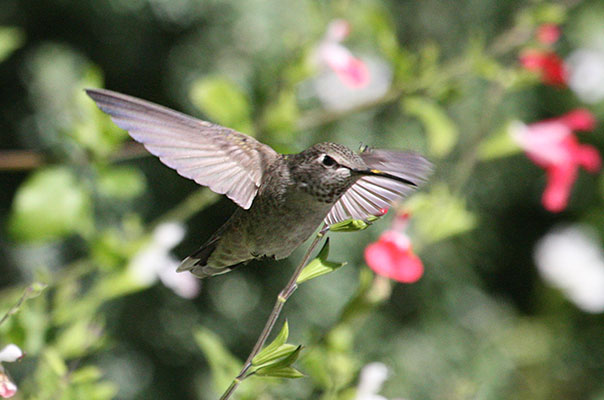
<box><xmin>321</xmin><ymin>155</ymin><xmax>337</xmax><ymax>167</ymax></box>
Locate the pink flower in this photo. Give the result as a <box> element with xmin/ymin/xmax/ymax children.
<box><xmin>0</xmin><ymin>373</ymin><xmax>16</xmax><ymax>399</ymax></box>
<box><xmin>317</xmin><ymin>19</ymin><xmax>370</xmax><ymax>88</ymax></box>
<box><xmin>537</xmin><ymin>23</ymin><xmax>561</xmax><ymax>45</ymax></box>
<box><xmin>511</xmin><ymin>109</ymin><xmax>601</xmax><ymax>212</ymax></box>
<box><xmin>364</xmin><ymin>213</ymin><xmax>424</xmax><ymax>283</ymax></box>
<box><xmin>520</xmin><ymin>49</ymin><xmax>568</xmax><ymax>86</ymax></box>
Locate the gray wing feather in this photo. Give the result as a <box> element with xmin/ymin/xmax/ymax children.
<box><xmin>86</xmin><ymin>88</ymin><xmax>278</xmax><ymax>209</ymax></box>
<box><xmin>325</xmin><ymin>149</ymin><xmax>431</xmax><ymax>226</ymax></box>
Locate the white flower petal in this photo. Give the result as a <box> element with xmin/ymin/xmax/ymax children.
<box><xmin>128</xmin><ymin>221</ymin><xmax>187</xmax><ymax>287</ymax></box>
<box><xmin>567</xmin><ymin>49</ymin><xmax>604</xmax><ymax>104</ymax></box>
<box><xmin>356</xmin><ymin>362</ymin><xmax>389</xmax><ymax>399</ymax></box>
<box><xmin>0</xmin><ymin>345</ymin><xmax>23</xmax><ymax>363</ymax></box>
<box><xmin>534</xmin><ymin>225</ymin><xmax>604</xmax><ymax>313</ymax></box>
<box><xmin>157</xmin><ymin>256</ymin><xmax>201</xmax><ymax>299</ymax></box>
<box><xmin>152</xmin><ymin>222</ymin><xmax>185</xmax><ymax>249</ymax></box>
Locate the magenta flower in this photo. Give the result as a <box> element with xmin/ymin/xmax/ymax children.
<box><xmin>520</xmin><ymin>49</ymin><xmax>568</xmax><ymax>87</ymax></box>
<box><xmin>316</xmin><ymin>19</ymin><xmax>370</xmax><ymax>88</ymax></box>
<box><xmin>364</xmin><ymin>212</ymin><xmax>424</xmax><ymax>283</ymax></box>
<box><xmin>511</xmin><ymin>109</ymin><xmax>601</xmax><ymax>212</ymax></box>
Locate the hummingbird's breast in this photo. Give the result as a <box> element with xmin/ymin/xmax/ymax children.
<box><xmin>244</xmin><ymin>180</ymin><xmax>334</xmax><ymax>260</ymax></box>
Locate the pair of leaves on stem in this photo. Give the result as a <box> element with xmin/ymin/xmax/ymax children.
<box><xmin>251</xmin><ymin>232</ymin><xmax>354</xmax><ymax>379</ymax></box>
<box><xmin>249</xmin><ymin>321</ymin><xmax>304</xmax><ymax>379</ymax></box>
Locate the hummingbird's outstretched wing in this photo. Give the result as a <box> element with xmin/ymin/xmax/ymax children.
<box><xmin>324</xmin><ymin>149</ymin><xmax>431</xmax><ymax>226</ymax></box>
<box><xmin>86</xmin><ymin>89</ymin><xmax>278</xmax><ymax>209</ymax></box>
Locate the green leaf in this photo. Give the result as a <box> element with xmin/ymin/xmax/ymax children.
<box><xmin>297</xmin><ymin>239</ymin><xmax>346</xmax><ymax>284</ymax></box>
<box><xmin>8</xmin><ymin>167</ymin><xmax>93</xmax><ymax>242</ymax></box>
<box><xmin>190</xmin><ymin>76</ymin><xmax>253</xmax><ymax>134</ymax></box>
<box><xmin>532</xmin><ymin>3</ymin><xmax>566</xmax><ymax>24</ymax></box>
<box><xmin>252</xmin><ymin>320</ymin><xmax>289</xmax><ymax>365</ymax></box>
<box><xmin>263</xmin><ymin>89</ymin><xmax>299</xmax><ymax>139</ymax></box>
<box><xmin>55</xmin><ymin>319</ymin><xmax>104</xmax><ymax>358</ymax></box>
<box><xmin>73</xmin><ymin>68</ymin><xmax>128</xmax><ymax>159</ymax></box>
<box><xmin>43</xmin><ymin>348</ymin><xmax>68</xmax><ymax>376</ymax></box>
<box><xmin>403</xmin><ymin>96</ymin><xmax>458</xmax><ymax>157</ymax></box>
<box><xmin>0</xmin><ymin>27</ymin><xmax>25</xmax><ymax>63</ymax></box>
<box><xmin>254</xmin><ymin>366</ymin><xmax>304</xmax><ymax>379</ymax></box>
<box><xmin>406</xmin><ymin>183</ymin><xmax>477</xmax><ymax>243</ymax></box>
<box><xmin>317</xmin><ymin>237</ymin><xmax>330</xmax><ymax>260</ymax></box>
<box><xmin>97</xmin><ymin>166</ymin><xmax>146</xmax><ymax>199</ymax></box>
<box><xmin>193</xmin><ymin>327</ymin><xmax>242</xmax><ymax>392</ymax></box>
<box><xmin>328</xmin><ymin>218</ymin><xmax>371</xmax><ymax>232</ymax></box>
<box><xmin>252</xmin><ymin>344</ymin><xmax>299</xmax><ymax>369</ymax></box>
<box><xmin>478</xmin><ymin>122</ymin><xmax>523</xmax><ymax>160</ymax></box>
<box><xmin>254</xmin><ymin>345</ymin><xmax>303</xmax><ymax>377</ymax></box>
<box><xmin>70</xmin><ymin>366</ymin><xmax>103</xmax><ymax>384</ymax></box>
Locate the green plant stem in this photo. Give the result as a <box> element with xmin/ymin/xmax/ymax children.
<box><xmin>220</xmin><ymin>225</ymin><xmax>329</xmax><ymax>400</ymax></box>
<box><xmin>0</xmin><ymin>283</ymin><xmax>41</xmax><ymax>327</ymax></box>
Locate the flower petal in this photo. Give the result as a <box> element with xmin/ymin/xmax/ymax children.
<box><xmin>0</xmin><ymin>373</ymin><xmax>16</xmax><ymax>398</ymax></box>
<box><xmin>520</xmin><ymin>50</ymin><xmax>567</xmax><ymax>86</ymax></box>
<box><xmin>540</xmin><ymin>53</ymin><xmax>567</xmax><ymax>86</ymax></box>
<box><xmin>574</xmin><ymin>144</ymin><xmax>602</xmax><ymax>173</ymax></box>
<box><xmin>542</xmin><ymin>165</ymin><xmax>577</xmax><ymax>212</ymax></box>
<box><xmin>537</xmin><ymin>24</ymin><xmax>561</xmax><ymax>45</ymax></box>
<box><xmin>558</xmin><ymin>109</ymin><xmax>596</xmax><ymax>131</ymax></box>
<box><xmin>336</xmin><ymin>57</ymin><xmax>370</xmax><ymax>88</ymax></box>
<box><xmin>391</xmin><ymin>251</ymin><xmax>424</xmax><ymax>283</ymax></box>
<box><xmin>364</xmin><ymin>230</ymin><xmax>424</xmax><ymax>283</ymax></box>
<box><xmin>0</xmin><ymin>345</ymin><xmax>23</xmax><ymax>363</ymax></box>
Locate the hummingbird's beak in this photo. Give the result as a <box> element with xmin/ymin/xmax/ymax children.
<box><xmin>353</xmin><ymin>168</ymin><xmax>417</xmax><ymax>187</ymax></box>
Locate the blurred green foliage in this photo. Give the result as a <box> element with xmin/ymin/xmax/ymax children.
<box><xmin>1</xmin><ymin>0</ymin><xmax>604</xmax><ymax>399</ymax></box>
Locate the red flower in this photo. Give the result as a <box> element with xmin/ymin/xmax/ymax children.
<box><xmin>511</xmin><ymin>109</ymin><xmax>601</xmax><ymax>212</ymax></box>
<box><xmin>317</xmin><ymin>19</ymin><xmax>370</xmax><ymax>88</ymax></box>
<box><xmin>537</xmin><ymin>23</ymin><xmax>561</xmax><ymax>45</ymax></box>
<box><xmin>364</xmin><ymin>213</ymin><xmax>424</xmax><ymax>283</ymax></box>
<box><xmin>520</xmin><ymin>49</ymin><xmax>568</xmax><ymax>86</ymax></box>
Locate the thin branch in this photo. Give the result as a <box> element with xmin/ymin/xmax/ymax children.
<box><xmin>219</xmin><ymin>224</ymin><xmax>330</xmax><ymax>400</ymax></box>
<box><xmin>0</xmin><ymin>150</ymin><xmax>46</xmax><ymax>171</ymax></box>
<box><xmin>0</xmin><ymin>142</ymin><xmax>150</xmax><ymax>172</ymax></box>
<box><xmin>0</xmin><ymin>283</ymin><xmax>44</xmax><ymax>327</ymax></box>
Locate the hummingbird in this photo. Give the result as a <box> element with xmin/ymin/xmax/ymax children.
<box><xmin>86</xmin><ymin>89</ymin><xmax>431</xmax><ymax>279</ymax></box>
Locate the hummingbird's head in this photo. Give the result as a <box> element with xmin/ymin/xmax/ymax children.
<box><xmin>290</xmin><ymin>142</ymin><xmax>368</xmax><ymax>203</ymax></box>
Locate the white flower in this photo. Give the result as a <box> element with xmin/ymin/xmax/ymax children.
<box><xmin>356</xmin><ymin>362</ymin><xmax>391</xmax><ymax>400</ymax></box>
<box><xmin>0</xmin><ymin>344</ymin><xmax>23</xmax><ymax>399</ymax></box>
<box><xmin>534</xmin><ymin>225</ymin><xmax>604</xmax><ymax>313</ymax></box>
<box><xmin>128</xmin><ymin>222</ymin><xmax>200</xmax><ymax>299</ymax></box>
<box><xmin>567</xmin><ymin>49</ymin><xmax>604</xmax><ymax>104</ymax></box>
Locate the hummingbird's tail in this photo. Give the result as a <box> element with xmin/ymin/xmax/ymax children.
<box><xmin>177</xmin><ymin>256</ymin><xmax>237</xmax><ymax>279</ymax></box>
<box><xmin>176</xmin><ymin>237</ymin><xmax>246</xmax><ymax>279</ymax></box>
